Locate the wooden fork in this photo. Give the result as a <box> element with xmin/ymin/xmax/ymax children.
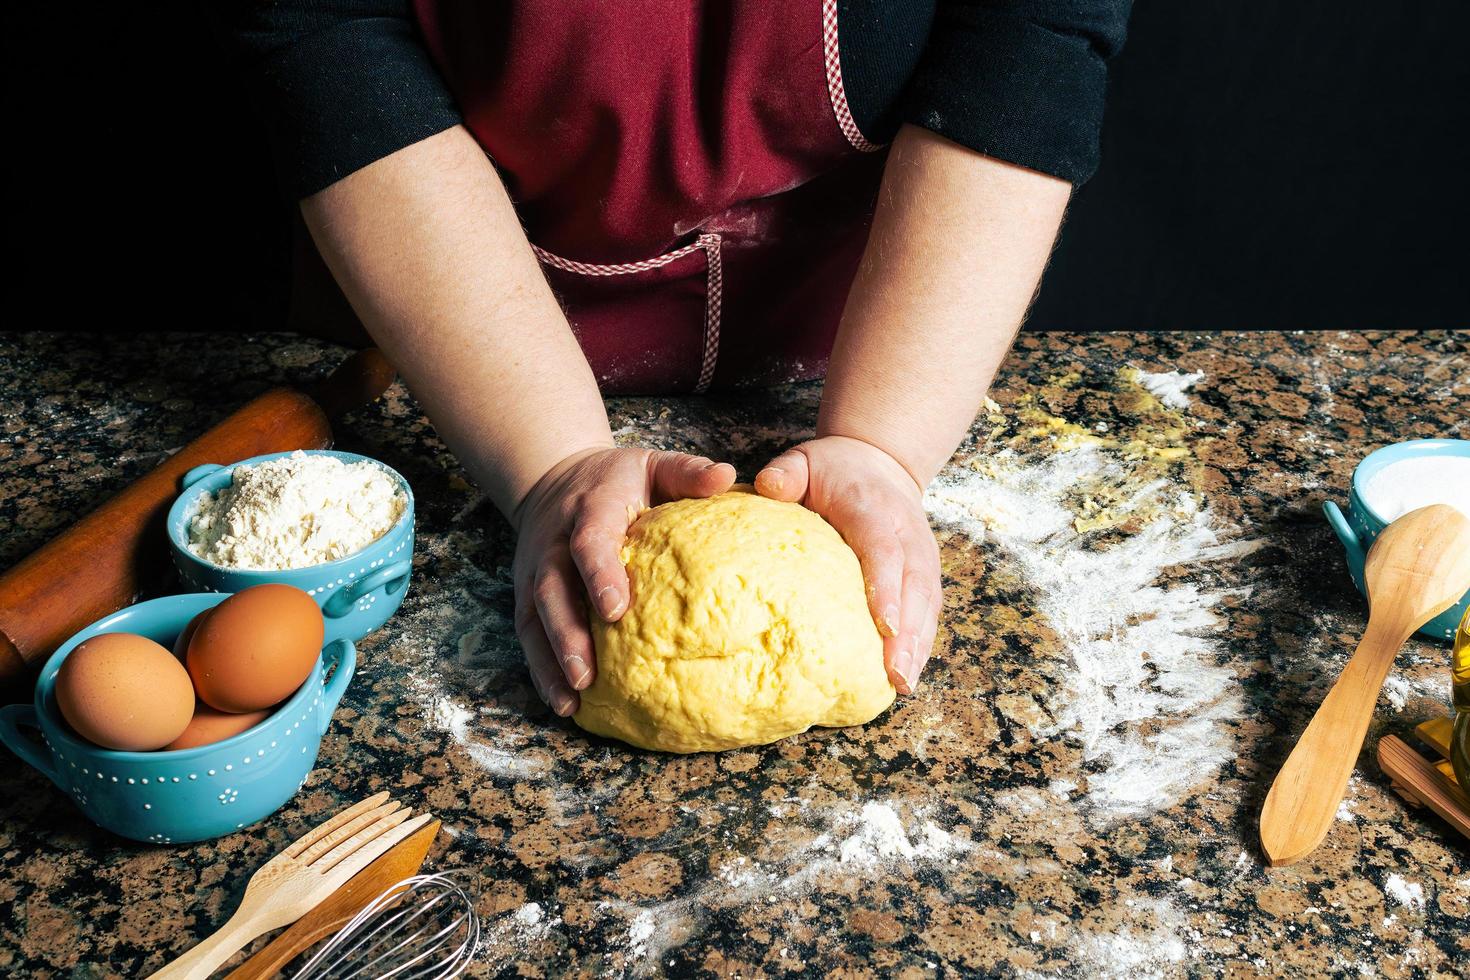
<box><xmin>148</xmin><ymin>793</ymin><xmax>433</xmax><ymax>980</ymax></box>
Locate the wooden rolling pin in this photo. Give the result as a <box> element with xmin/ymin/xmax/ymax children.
<box><xmin>0</xmin><ymin>348</ymin><xmax>396</xmax><ymax>701</ymax></box>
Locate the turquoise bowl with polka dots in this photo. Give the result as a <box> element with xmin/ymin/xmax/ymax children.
<box><xmin>1323</xmin><ymin>438</ymin><xmax>1470</xmax><ymax>643</ymax></box>
<box><xmin>0</xmin><ymin>592</ymin><xmax>355</xmax><ymax>843</ymax></box>
<box><xmin>165</xmin><ymin>450</ymin><xmax>415</xmax><ymax>645</ymax></box>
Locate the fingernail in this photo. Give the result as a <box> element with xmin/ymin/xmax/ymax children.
<box><xmin>550</xmin><ymin>683</ymin><xmax>576</xmax><ymax>717</ymax></box>
<box><xmin>890</xmin><ymin>650</ymin><xmax>913</xmax><ymax>695</ymax></box>
<box><xmin>881</xmin><ymin>606</ymin><xmax>900</xmax><ymax>637</ymax></box>
<box><xmin>762</xmin><ymin>467</ymin><xmax>783</xmax><ymax>491</ymax></box>
<box><xmin>564</xmin><ymin>654</ymin><xmax>592</xmax><ymax>689</ymax></box>
<box><xmin>900</xmin><ymin>644</ymin><xmax>922</xmax><ymax>691</ymax></box>
<box><xmin>596</xmin><ymin>585</ymin><xmax>625</xmax><ymax>619</ymax></box>
<box><xmin>704</xmin><ymin>460</ymin><xmax>724</xmax><ymax>471</ymax></box>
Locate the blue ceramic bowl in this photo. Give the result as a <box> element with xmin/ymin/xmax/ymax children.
<box><xmin>166</xmin><ymin>450</ymin><xmax>414</xmax><ymax>645</ymax></box>
<box><xmin>0</xmin><ymin>593</ymin><xmax>355</xmax><ymax>843</ymax></box>
<box><xmin>1323</xmin><ymin>438</ymin><xmax>1470</xmax><ymax>642</ymax></box>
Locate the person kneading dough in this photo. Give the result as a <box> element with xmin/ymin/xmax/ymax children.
<box><xmin>575</xmin><ymin>490</ymin><xmax>896</xmax><ymax>753</ymax></box>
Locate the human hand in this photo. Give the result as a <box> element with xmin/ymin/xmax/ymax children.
<box><xmin>755</xmin><ymin>436</ymin><xmax>939</xmax><ymax>695</ymax></box>
<box><xmin>511</xmin><ymin>447</ymin><xmax>736</xmax><ymax>716</ymax></box>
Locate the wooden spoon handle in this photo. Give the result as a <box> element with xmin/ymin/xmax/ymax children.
<box><xmin>146</xmin><ymin>912</ymin><xmax>264</xmax><ymax>980</ymax></box>
<box><xmin>1260</xmin><ymin>619</ymin><xmax>1408</xmax><ymax>867</ymax></box>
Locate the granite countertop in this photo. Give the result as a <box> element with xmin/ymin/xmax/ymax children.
<box><xmin>1</xmin><ymin>330</ymin><xmax>1466</xmax><ymax>978</ymax></box>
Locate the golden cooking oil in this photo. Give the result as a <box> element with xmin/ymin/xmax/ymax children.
<box><xmin>1453</xmin><ymin>605</ymin><xmax>1469</xmax><ymax>789</ymax></box>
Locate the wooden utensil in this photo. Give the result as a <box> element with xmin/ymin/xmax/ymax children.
<box><xmin>1377</xmin><ymin>733</ymin><xmax>1470</xmax><ymax>840</ymax></box>
<box><xmin>224</xmin><ymin>817</ymin><xmax>441</xmax><ymax>980</ymax></box>
<box><xmin>147</xmin><ymin>793</ymin><xmax>432</xmax><ymax>980</ymax></box>
<box><xmin>1260</xmin><ymin>504</ymin><xmax>1470</xmax><ymax>867</ymax></box>
<box><xmin>0</xmin><ymin>348</ymin><xmax>395</xmax><ymax>700</ymax></box>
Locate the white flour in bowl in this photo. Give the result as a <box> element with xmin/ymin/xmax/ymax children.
<box><xmin>187</xmin><ymin>451</ymin><xmax>406</xmax><ymax>569</ymax></box>
<box><xmin>1361</xmin><ymin>455</ymin><xmax>1470</xmax><ymax>521</ymax></box>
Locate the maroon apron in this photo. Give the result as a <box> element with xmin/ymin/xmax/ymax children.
<box><xmin>413</xmin><ymin>0</ymin><xmax>886</xmax><ymax>393</ymax></box>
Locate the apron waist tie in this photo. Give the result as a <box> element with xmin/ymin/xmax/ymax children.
<box><xmin>532</xmin><ymin>234</ymin><xmax>724</xmax><ymax>393</ymax></box>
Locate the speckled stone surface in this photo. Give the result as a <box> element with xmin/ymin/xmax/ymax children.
<box><xmin>0</xmin><ymin>330</ymin><xmax>1466</xmax><ymax>978</ymax></box>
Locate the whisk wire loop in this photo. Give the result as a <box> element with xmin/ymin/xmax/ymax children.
<box><xmin>292</xmin><ymin>870</ymin><xmax>480</xmax><ymax>980</ymax></box>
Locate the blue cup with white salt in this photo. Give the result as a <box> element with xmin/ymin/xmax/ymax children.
<box><xmin>1324</xmin><ymin>438</ymin><xmax>1470</xmax><ymax>642</ymax></box>
<box><xmin>166</xmin><ymin>450</ymin><xmax>415</xmax><ymax>644</ymax></box>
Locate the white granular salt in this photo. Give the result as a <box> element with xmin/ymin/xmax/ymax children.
<box><xmin>1362</xmin><ymin>455</ymin><xmax>1470</xmax><ymax>521</ymax></box>
<box><xmin>187</xmin><ymin>451</ymin><xmax>406</xmax><ymax>569</ymax></box>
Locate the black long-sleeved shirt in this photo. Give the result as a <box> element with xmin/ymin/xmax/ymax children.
<box><xmin>217</xmin><ymin>0</ymin><xmax>1132</xmax><ymax>198</ymax></box>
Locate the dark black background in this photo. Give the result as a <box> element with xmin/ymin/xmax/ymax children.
<box><xmin>8</xmin><ymin>2</ymin><xmax>1468</xmax><ymax>335</ymax></box>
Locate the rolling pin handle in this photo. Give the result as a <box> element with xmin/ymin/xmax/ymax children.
<box><xmin>0</xmin><ymin>704</ymin><xmax>62</xmax><ymax>789</ymax></box>
<box><xmin>1323</xmin><ymin>500</ymin><xmax>1365</xmax><ymax>566</ymax></box>
<box><xmin>181</xmin><ymin>464</ymin><xmax>225</xmax><ymax>492</ymax></box>
<box><xmin>318</xmin><ymin>639</ymin><xmax>357</xmax><ymax>735</ymax></box>
<box><xmin>307</xmin><ymin>348</ymin><xmax>396</xmax><ymax>422</ymax></box>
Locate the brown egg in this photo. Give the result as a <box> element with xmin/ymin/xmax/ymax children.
<box><xmin>188</xmin><ymin>584</ymin><xmax>324</xmax><ymax>712</ymax></box>
<box><xmin>172</xmin><ymin>608</ymin><xmax>212</xmax><ymax>661</ymax></box>
<box><xmin>55</xmin><ymin>633</ymin><xmax>195</xmax><ymax>751</ymax></box>
<box><xmin>163</xmin><ymin>701</ymin><xmax>271</xmax><ymax>750</ymax></box>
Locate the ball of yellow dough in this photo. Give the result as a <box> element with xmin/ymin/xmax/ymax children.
<box><xmin>575</xmin><ymin>489</ymin><xmax>896</xmax><ymax>753</ymax></box>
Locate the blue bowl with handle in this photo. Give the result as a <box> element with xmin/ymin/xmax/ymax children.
<box><xmin>1323</xmin><ymin>438</ymin><xmax>1470</xmax><ymax>642</ymax></box>
<box><xmin>166</xmin><ymin>450</ymin><xmax>414</xmax><ymax>645</ymax></box>
<box><xmin>0</xmin><ymin>593</ymin><xmax>355</xmax><ymax>843</ymax></box>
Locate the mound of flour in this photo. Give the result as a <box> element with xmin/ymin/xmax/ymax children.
<box><xmin>1362</xmin><ymin>455</ymin><xmax>1470</xmax><ymax>521</ymax></box>
<box><xmin>188</xmin><ymin>452</ymin><xmax>406</xmax><ymax>569</ymax></box>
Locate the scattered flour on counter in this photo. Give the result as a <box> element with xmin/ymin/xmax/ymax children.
<box><xmin>1067</xmin><ymin>900</ymin><xmax>1188</xmax><ymax>980</ymax></box>
<box><xmin>1385</xmin><ymin>875</ymin><xmax>1426</xmax><ymax>910</ymax></box>
<box><xmin>1134</xmin><ymin>368</ymin><xmax>1206</xmax><ymax>409</ymax></box>
<box><xmin>627</xmin><ymin>911</ymin><xmax>657</xmax><ymax>958</ymax></box>
<box><xmin>511</xmin><ymin>901</ymin><xmax>564</xmax><ymax>941</ymax></box>
<box><xmin>1382</xmin><ymin>675</ymin><xmax>1411</xmax><ymax>712</ymax></box>
<box><xmin>926</xmin><ymin>445</ymin><xmax>1254</xmax><ymax>822</ymax></box>
<box><xmin>187</xmin><ymin>450</ymin><xmax>406</xmax><ymax>569</ymax></box>
<box><xmin>834</xmin><ymin>802</ymin><xmax>967</xmax><ymax>866</ymax></box>
<box><xmin>478</xmin><ymin>900</ymin><xmax>563</xmax><ymax>958</ymax></box>
<box><xmin>389</xmin><ymin>553</ymin><xmax>558</xmax><ymax>782</ymax></box>
<box><xmin>602</xmin><ymin>795</ymin><xmax>971</xmax><ymax>972</ymax></box>
<box><xmin>1020</xmin><ymin>897</ymin><xmax>1189</xmax><ymax>980</ymax></box>
<box><xmin>426</xmin><ymin>693</ymin><xmax>550</xmax><ymax>780</ymax></box>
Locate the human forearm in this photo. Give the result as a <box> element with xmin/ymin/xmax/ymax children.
<box><xmin>818</xmin><ymin>125</ymin><xmax>1072</xmax><ymax>486</ymax></box>
<box><xmin>301</xmin><ymin>126</ymin><xmax>611</xmax><ymax>517</ymax></box>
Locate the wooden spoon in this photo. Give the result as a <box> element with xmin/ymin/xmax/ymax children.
<box><xmin>1261</xmin><ymin>504</ymin><xmax>1470</xmax><ymax>867</ymax></box>
<box><xmin>225</xmin><ymin>817</ymin><xmax>441</xmax><ymax>980</ymax></box>
<box><xmin>147</xmin><ymin>794</ymin><xmax>432</xmax><ymax>979</ymax></box>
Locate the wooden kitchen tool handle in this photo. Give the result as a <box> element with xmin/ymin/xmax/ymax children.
<box><xmin>1259</xmin><ymin>618</ymin><xmax>1410</xmax><ymax>866</ymax></box>
<box><xmin>0</xmin><ymin>348</ymin><xmax>394</xmax><ymax>701</ymax></box>
<box><xmin>1377</xmin><ymin>734</ymin><xmax>1470</xmax><ymax>840</ymax></box>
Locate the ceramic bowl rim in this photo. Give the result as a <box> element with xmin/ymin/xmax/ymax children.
<box><xmin>166</xmin><ymin>449</ymin><xmax>415</xmax><ymax>579</ymax></box>
<box><xmin>35</xmin><ymin>592</ymin><xmax>339</xmax><ymax>764</ymax></box>
<box><xmin>1350</xmin><ymin>438</ymin><xmax>1470</xmax><ymax>528</ymax></box>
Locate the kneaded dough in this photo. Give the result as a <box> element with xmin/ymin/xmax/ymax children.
<box><xmin>575</xmin><ymin>488</ymin><xmax>895</xmax><ymax>753</ymax></box>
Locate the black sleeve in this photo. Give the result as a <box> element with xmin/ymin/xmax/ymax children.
<box><xmin>903</xmin><ymin>0</ymin><xmax>1133</xmax><ymax>184</ymax></box>
<box><xmin>210</xmin><ymin>0</ymin><xmax>463</xmax><ymax>199</ymax></box>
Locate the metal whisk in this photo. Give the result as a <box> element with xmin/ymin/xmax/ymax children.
<box><xmin>292</xmin><ymin>871</ymin><xmax>481</xmax><ymax>980</ymax></box>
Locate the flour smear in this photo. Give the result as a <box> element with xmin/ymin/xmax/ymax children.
<box><xmin>926</xmin><ymin>443</ymin><xmax>1253</xmax><ymax>821</ymax></box>
<box><xmin>603</xmin><ymin>796</ymin><xmax>971</xmax><ymax>974</ymax></box>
